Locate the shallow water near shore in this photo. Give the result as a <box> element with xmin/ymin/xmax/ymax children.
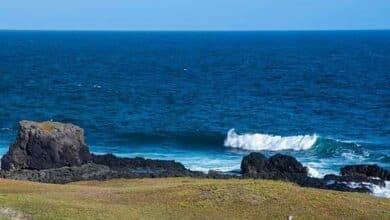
<box><xmin>0</xmin><ymin>31</ymin><xmax>389</xmax><ymax>190</ymax></box>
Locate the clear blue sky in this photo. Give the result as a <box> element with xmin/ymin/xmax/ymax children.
<box><xmin>1</xmin><ymin>0</ymin><xmax>389</xmax><ymax>30</ymax></box>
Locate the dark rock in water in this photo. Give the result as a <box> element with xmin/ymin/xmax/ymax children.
<box><xmin>320</xmin><ymin>174</ymin><xmax>372</xmax><ymax>193</ymax></box>
<box><xmin>241</xmin><ymin>152</ymin><xmax>268</xmax><ymax>175</ymax></box>
<box><xmin>92</xmin><ymin>153</ymin><xmax>203</xmax><ymax>177</ymax></box>
<box><xmin>324</xmin><ymin>173</ymin><xmax>385</xmax><ymax>187</ymax></box>
<box><xmin>319</xmin><ymin>165</ymin><xmax>390</xmax><ymax>193</ymax></box>
<box><xmin>0</xmin><ymin>120</ymin><xmax>203</xmax><ymax>183</ymax></box>
<box><xmin>321</xmin><ymin>173</ymin><xmax>388</xmax><ymax>193</ymax></box>
<box><xmin>0</xmin><ymin>163</ymin><xmax>113</xmax><ymax>184</ymax></box>
<box><xmin>341</xmin><ymin>164</ymin><xmax>389</xmax><ymax>181</ymax></box>
<box><xmin>239</xmin><ymin>152</ymin><xmax>388</xmax><ymax>194</ymax></box>
<box><xmin>0</xmin><ymin>161</ymin><xmax>204</xmax><ymax>184</ymax></box>
<box><xmin>1</xmin><ymin>121</ymin><xmax>92</xmax><ymax>171</ymax></box>
<box><xmin>267</xmin><ymin>154</ymin><xmax>308</xmax><ymax>175</ymax></box>
<box><xmin>92</xmin><ymin>154</ymin><xmax>186</xmax><ymax>172</ymax></box>
<box><xmin>241</xmin><ymin>152</ymin><xmax>308</xmax><ymax>180</ymax></box>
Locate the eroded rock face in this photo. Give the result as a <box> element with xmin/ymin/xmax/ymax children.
<box><xmin>1</xmin><ymin>121</ymin><xmax>92</xmax><ymax>170</ymax></box>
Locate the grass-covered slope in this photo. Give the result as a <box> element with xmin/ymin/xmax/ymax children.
<box><xmin>0</xmin><ymin>178</ymin><xmax>388</xmax><ymax>219</ymax></box>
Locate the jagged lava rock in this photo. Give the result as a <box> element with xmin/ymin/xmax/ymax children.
<box><xmin>1</xmin><ymin>121</ymin><xmax>92</xmax><ymax>170</ymax></box>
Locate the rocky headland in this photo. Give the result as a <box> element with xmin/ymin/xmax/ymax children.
<box><xmin>0</xmin><ymin>121</ymin><xmax>388</xmax><ymax>196</ymax></box>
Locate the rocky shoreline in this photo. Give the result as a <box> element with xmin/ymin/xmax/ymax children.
<box><xmin>0</xmin><ymin>121</ymin><xmax>388</xmax><ymax>196</ymax></box>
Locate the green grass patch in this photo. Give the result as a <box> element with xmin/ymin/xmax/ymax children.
<box><xmin>0</xmin><ymin>178</ymin><xmax>388</xmax><ymax>219</ymax></box>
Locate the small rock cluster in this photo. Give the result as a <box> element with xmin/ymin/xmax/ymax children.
<box><xmin>240</xmin><ymin>152</ymin><xmax>389</xmax><ymax>193</ymax></box>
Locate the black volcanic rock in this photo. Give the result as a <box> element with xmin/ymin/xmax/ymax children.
<box><xmin>340</xmin><ymin>164</ymin><xmax>389</xmax><ymax>181</ymax></box>
<box><xmin>0</xmin><ymin>161</ymin><xmax>204</xmax><ymax>184</ymax></box>
<box><xmin>0</xmin><ymin>120</ymin><xmax>203</xmax><ymax>183</ymax></box>
<box><xmin>0</xmin><ymin>163</ymin><xmax>114</xmax><ymax>184</ymax></box>
<box><xmin>240</xmin><ymin>152</ymin><xmax>268</xmax><ymax>175</ymax></box>
<box><xmin>241</xmin><ymin>152</ymin><xmax>308</xmax><ymax>180</ymax></box>
<box><xmin>92</xmin><ymin>153</ymin><xmax>199</xmax><ymax>177</ymax></box>
<box><xmin>1</xmin><ymin>121</ymin><xmax>92</xmax><ymax>170</ymax></box>
<box><xmin>267</xmin><ymin>154</ymin><xmax>308</xmax><ymax>175</ymax></box>
<box><xmin>239</xmin><ymin>152</ymin><xmax>389</xmax><ymax>194</ymax></box>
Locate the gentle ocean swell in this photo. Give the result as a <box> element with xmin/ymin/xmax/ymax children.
<box><xmin>224</xmin><ymin>129</ymin><xmax>318</xmax><ymax>151</ymax></box>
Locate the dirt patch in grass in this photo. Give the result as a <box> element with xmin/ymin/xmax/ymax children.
<box><xmin>0</xmin><ymin>208</ymin><xmax>32</xmax><ymax>220</ymax></box>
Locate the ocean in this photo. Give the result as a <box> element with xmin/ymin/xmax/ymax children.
<box><xmin>0</xmin><ymin>30</ymin><xmax>389</xmax><ymax>179</ymax></box>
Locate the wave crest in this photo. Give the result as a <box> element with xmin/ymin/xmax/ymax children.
<box><xmin>224</xmin><ymin>129</ymin><xmax>318</xmax><ymax>151</ymax></box>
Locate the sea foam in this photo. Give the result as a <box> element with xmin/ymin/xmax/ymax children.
<box><xmin>370</xmin><ymin>181</ymin><xmax>390</xmax><ymax>198</ymax></box>
<box><xmin>224</xmin><ymin>129</ymin><xmax>317</xmax><ymax>151</ymax></box>
<box><xmin>346</xmin><ymin>181</ymin><xmax>390</xmax><ymax>198</ymax></box>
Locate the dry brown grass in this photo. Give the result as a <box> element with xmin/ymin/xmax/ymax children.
<box><xmin>0</xmin><ymin>178</ymin><xmax>388</xmax><ymax>219</ymax></box>
<box><xmin>36</xmin><ymin>122</ymin><xmax>56</xmax><ymax>133</ymax></box>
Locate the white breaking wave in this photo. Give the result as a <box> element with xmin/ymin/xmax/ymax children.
<box><xmin>306</xmin><ymin>166</ymin><xmax>321</xmax><ymax>178</ymax></box>
<box><xmin>370</xmin><ymin>181</ymin><xmax>390</xmax><ymax>198</ymax></box>
<box><xmin>346</xmin><ymin>181</ymin><xmax>390</xmax><ymax>199</ymax></box>
<box><xmin>224</xmin><ymin>129</ymin><xmax>318</xmax><ymax>151</ymax></box>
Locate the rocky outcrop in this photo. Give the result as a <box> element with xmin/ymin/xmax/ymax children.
<box><xmin>241</xmin><ymin>153</ymin><xmax>307</xmax><ymax>180</ymax></box>
<box><xmin>340</xmin><ymin>164</ymin><xmax>389</xmax><ymax>180</ymax></box>
<box><xmin>0</xmin><ymin>163</ymin><xmax>113</xmax><ymax>184</ymax></box>
<box><xmin>92</xmin><ymin>154</ymin><xmax>187</xmax><ymax>172</ymax></box>
<box><xmin>318</xmin><ymin>164</ymin><xmax>390</xmax><ymax>193</ymax></box>
<box><xmin>1</xmin><ymin>121</ymin><xmax>91</xmax><ymax>170</ymax></box>
<box><xmin>0</xmin><ymin>121</ymin><xmax>202</xmax><ymax>183</ymax></box>
<box><xmin>240</xmin><ymin>152</ymin><xmax>388</xmax><ymax>193</ymax></box>
<box><xmin>240</xmin><ymin>152</ymin><xmax>268</xmax><ymax>175</ymax></box>
<box><xmin>92</xmin><ymin>154</ymin><xmax>202</xmax><ymax>178</ymax></box>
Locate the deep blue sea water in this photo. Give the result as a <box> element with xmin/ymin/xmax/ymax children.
<box><xmin>0</xmin><ymin>31</ymin><xmax>389</xmax><ymax>177</ymax></box>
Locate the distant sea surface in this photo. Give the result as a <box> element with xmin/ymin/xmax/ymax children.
<box><xmin>0</xmin><ymin>31</ymin><xmax>389</xmax><ymax>177</ymax></box>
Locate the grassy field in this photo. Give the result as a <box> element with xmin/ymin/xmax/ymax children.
<box><xmin>0</xmin><ymin>178</ymin><xmax>388</xmax><ymax>220</ymax></box>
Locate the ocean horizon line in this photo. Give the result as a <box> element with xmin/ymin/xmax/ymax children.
<box><xmin>0</xmin><ymin>29</ymin><xmax>389</xmax><ymax>32</ymax></box>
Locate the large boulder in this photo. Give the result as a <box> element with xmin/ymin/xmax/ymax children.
<box><xmin>241</xmin><ymin>152</ymin><xmax>308</xmax><ymax>180</ymax></box>
<box><xmin>267</xmin><ymin>154</ymin><xmax>308</xmax><ymax>174</ymax></box>
<box><xmin>1</xmin><ymin>121</ymin><xmax>92</xmax><ymax>170</ymax></box>
<box><xmin>340</xmin><ymin>164</ymin><xmax>389</xmax><ymax>181</ymax></box>
<box><xmin>240</xmin><ymin>152</ymin><xmax>268</xmax><ymax>175</ymax></box>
